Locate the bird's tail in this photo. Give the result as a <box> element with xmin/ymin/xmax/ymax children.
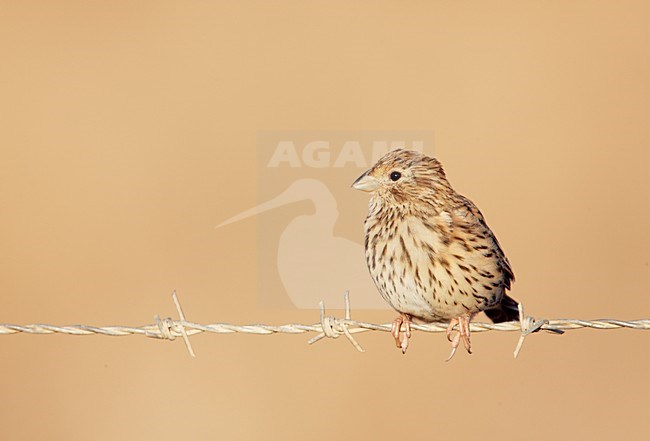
<box><xmin>484</xmin><ymin>294</ymin><xmax>520</xmax><ymax>323</ymax></box>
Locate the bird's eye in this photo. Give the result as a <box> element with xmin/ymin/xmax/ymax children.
<box><xmin>390</xmin><ymin>171</ymin><xmax>402</xmax><ymax>181</ymax></box>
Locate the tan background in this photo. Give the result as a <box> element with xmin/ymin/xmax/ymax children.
<box><xmin>1</xmin><ymin>1</ymin><xmax>649</xmax><ymax>440</ymax></box>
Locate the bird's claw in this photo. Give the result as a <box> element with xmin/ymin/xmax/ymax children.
<box><xmin>446</xmin><ymin>315</ymin><xmax>472</xmax><ymax>361</ymax></box>
<box><xmin>391</xmin><ymin>314</ymin><xmax>412</xmax><ymax>354</ymax></box>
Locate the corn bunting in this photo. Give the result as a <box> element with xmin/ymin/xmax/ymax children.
<box><xmin>353</xmin><ymin>149</ymin><xmax>519</xmax><ymax>358</ymax></box>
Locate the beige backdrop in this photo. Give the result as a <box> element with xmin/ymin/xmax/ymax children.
<box><xmin>1</xmin><ymin>1</ymin><xmax>649</xmax><ymax>440</ymax></box>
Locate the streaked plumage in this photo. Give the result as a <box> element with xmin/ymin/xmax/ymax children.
<box><xmin>352</xmin><ymin>149</ymin><xmax>519</xmax><ymax>357</ymax></box>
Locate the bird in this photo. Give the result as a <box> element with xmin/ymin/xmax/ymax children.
<box><xmin>352</xmin><ymin>149</ymin><xmax>519</xmax><ymax>358</ymax></box>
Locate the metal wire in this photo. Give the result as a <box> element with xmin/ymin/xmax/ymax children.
<box><xmin>3</xmin><ymin>317</ymin><xmax>649</xmax><ymax>337</ymax></box>
<box><xmin>1</xmin><ymin>291</ymin><xmax>648</xmax><ymax>358</ymax></box>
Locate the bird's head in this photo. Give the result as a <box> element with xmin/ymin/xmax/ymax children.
<box><xmin>352</xmin><ymin>149</ymin><xmax>450</xmax><ymax>204</ymax></box>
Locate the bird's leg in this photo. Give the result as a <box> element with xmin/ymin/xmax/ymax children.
<box><xmin>391</xmin><ymin>313</ymin><xmax>412</xmax><ymax>354</ymax></box>
<box><xmin>445</xmin><ymin>315</ymin><xmax>472</xmax><ymax>361</ymax></box>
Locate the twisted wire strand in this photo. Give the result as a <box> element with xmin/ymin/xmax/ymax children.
<box><xmin>2</xmin><ymin>318</ymin><xmax>649</xmax><ymax>337</ymax></box>
<box><xmin>1</xmin><ymin>291</ymin><xmax>648</xmax><ymax>358</ymax></box>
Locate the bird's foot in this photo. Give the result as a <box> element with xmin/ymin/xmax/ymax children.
<box><xmin>446</xmin><ymin>315</ymin><xmax>472</xmax><ymax>361</ymax></box>
<box><xmin>391</xmin><ymin>314</ymin><xmax>412</xmax><ymax>354</ymax></box>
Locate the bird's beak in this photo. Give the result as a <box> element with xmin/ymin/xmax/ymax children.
<box><xmin>352</xmin><ymin>172</ymin><xmax>380</xmax><ymax>192</ymax></box>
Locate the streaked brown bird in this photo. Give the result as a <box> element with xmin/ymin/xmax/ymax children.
<box><xmin>353</xmin><ymin>149</ymin><xmax>519</xmax><ymax>358</ymax></box>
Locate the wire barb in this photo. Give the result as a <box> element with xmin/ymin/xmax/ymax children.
<box><xmin>147</xmin><ymin>291</ymin><xmax>196</xmax><ymax>357</ymax></box>
<box><xmin>308</xmin><ymin>291</ymin><xmax>364</xmax><ymax>352</ymax></box>
<box><xmin>513</xmin><ymin>303</ymin><xmax>564</xmax><ymax>358</ymax></box>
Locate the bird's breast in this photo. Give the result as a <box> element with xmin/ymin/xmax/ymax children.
<box><xmin>364</xmin><ymin>212</ymin><xmax>505</xmax><ymax>321</ymax></box>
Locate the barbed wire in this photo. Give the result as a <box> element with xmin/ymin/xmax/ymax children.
<box><xmin>1</xmin><ymin>291</ymin><xmax>648</xmax><ymax>359</ymax></box>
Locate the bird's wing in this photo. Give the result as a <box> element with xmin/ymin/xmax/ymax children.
<box><xmin>452</xmin><ymin>195</ymin><xmax>515</xmax><ymax>289</ymax></box>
